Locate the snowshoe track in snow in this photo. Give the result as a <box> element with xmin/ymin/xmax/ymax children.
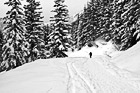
<box><xmin>66</xmin><ymin>57</ymin><xmax>140</xmax><ymax>93</ymax></box>
<box><xmin>0</xmin><ymin>57</ymin><xmax>140</xmax><ymax>93</ymax></box>
<box><xmin>66</xmin><ymin>59</ymin><xmax>96</xmax><ymax>93</ymax></box>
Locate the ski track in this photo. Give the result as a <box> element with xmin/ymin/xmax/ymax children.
<box><xmin>66</xmin><ymin>58</ymin><xmax>96</xmax><ymax>93</ymax></box>
<box><xmin>96</xmin><ymin>56</ymin><xmax>140</xmax><ymax>89</ymax></box>
<box><xmin>0</xmin><ymin>57</ymin><xmax>140</xmax><ymax>93</ymax></box>
<box><xmin>66</xmin><ymin>57</ymin><xmax>140</xmax><ymax>93</ymax></box>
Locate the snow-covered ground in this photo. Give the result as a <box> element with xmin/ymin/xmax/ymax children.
<box><xmin>0</xmin><ymin>42</ymin><xmax>140</xmax><ymax>93</ymax></box>
<box><xmin>112</xmin><ymin>41</ymin><xmax>140</xmax><ymax>75</ymax></box>
<box><xmin>66</xmin><ymin>40</ymin><xmax>117</xmax><ymax>58</ymax></box>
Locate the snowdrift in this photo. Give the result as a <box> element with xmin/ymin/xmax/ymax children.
<box><xmin>112</xmin><ymin>41</ymin><xmax>140</xmax><ymax>74</ymax></box>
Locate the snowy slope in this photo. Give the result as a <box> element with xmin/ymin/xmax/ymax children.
<box><xmin>0</xmin><ymin>59</ymin><xmax>69</xmax><ymax>93</ymax></box>
<box><xmin>112</xmin><ymin>41</ymin><xmax>140</xmax><ymax>75</ymax></box>
<box><xmin>0</xmin><ymin>56</ymin><xmax>140</xmax><ymax>93</ymax></box>
<box><xmin>1</xmin><ymin>41</ymin><xmax>140</xmax><ymax>93</ymax></box>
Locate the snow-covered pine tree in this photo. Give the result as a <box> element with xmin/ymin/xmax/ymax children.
<box><xmin>97</xmin><ymin>0</ymin><xmax>113</xmax><ymax>41</ymax></box>
<box><xmin>0</xmin><ymin>28</ymin><xmax>3</xmax><ymax>67</ymax></box>
<box><xmin>108</xmin><ymin>0</ymin><xmax>122</xmax><ymax>47</ymax></box>
<box><xmin>0</xmin><ymin>30</ymin><xmax>3</xmax><ymax>71</ymax></box>
<box><xmin>71</xmin><ymin>0</ymin><xmax>114</xmax><ymax>50</ymax></box>
<box><xmin>40</xmin><ymin>24</ymin><xmax>52</xmax><ymax>58</ymax></box>
<box><xmin>71</xmin><ymin>0</ymin><xmax>104</xmax><ymax>49</ymax></box>
<box><xmin>71</xmin><ymin>13</ymin><xmax>81</xmax><ymax>49</ymax></box>
<box><xmin>79</xmin><ymin>0</ymin><xmax>101</xmax><ymax>46</ymax></box>
<box><xmin>78</xmin><ymin>7</ymin><xmax>91</xmax><ymax>50</ymax></box>
<box><xmin>75</xmin><ymin>13</ymin><xmax>85</xmax><ymax>50</ymax></box>
<box><xmin>71</xmin><ymin>0</ymin><xmax>117</xmax><ymax>49</ymax></box>
<box><xmin>81</xmin><ymin>0</ymin><xmax>95</xmax><ymax>43</ymax></box>
<box><xmin>42</xmin><ymin>24</ymin><xmax>51</xmax><ymax>46</ymax></box>
<box><xmin>1</xmin><ymin>0</ymin><xmax>29</xmax><ymax>71</ymax></box>
<box><xmin>0</xmin><ymin>18</ymin><xmax>4</xmax><ymax>64</ymax></box>
<box><xmin>111</xmin><ymin>0</ymin><xmax>140</xmax><ymax>50</ymax></box>
<box><xmin>49</xmin><ymin>0</ymin><xmax>71</xmax><ymax>58</ymax></box>
<box><xmin>24</xmin><ymin>0</ymin><xmax>45</xmax><ymax>61</ymax></box>
<box><xmin>121</xmin><ymin>0</ymin><xmax>140</xmax><ymax>49</ymax></box>
<box><xmin>132</xmin><ymin>1</ymin><xmax>140</xmax><ymax>42</ymax></box>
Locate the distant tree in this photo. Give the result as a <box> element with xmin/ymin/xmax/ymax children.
<box><xmin>76</xmin><ymin>0</ymin><xmax>103</xmax><ymax>49</ymax></box>
<box><xmin>1</xmin><ymin>0</ymin><xmax>28</xmax><ymax>71</ymax></box>
<box><xmin>71</xmin><ymin>0</ymin><xmax>119</xmax><ymax>50</ymax></box>
<box><xmin>49</xmin><ymin>0</ymin><xmax>71</xmax><ymax>58</ymax></box>
<box><xmin>74</xmin><ymin>13</ymin><xmax>85</xmax><ymax>50</ymax></box>
<box><xmin>71</xmin><ymin>13</ymin><xmax>81</xmax><ymax>49</ymax></box>
<box><xmin>24</xmin><ymin>0</ymin><xmax>45</xmax><ymax>61</ymax></box>
<box><xmin>71</xmin><ymin>0</ymin><xmax>140</xmax><ymax>51</ymax></box>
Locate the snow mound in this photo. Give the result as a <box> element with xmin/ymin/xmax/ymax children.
<box><xmin>112</xmin><ymin>41</ymin><xmax>140</xmax><ymax>75</ymax></box>
<box><xmin>0</xmin><ymin>57</ymin><xmax>140</xmax><ymax>93</ymax></box>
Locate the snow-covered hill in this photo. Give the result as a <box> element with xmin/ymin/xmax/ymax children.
<box><xmin>0</xmin><ymin>42</ymin><xmax>140</xmax><ymax>93</ymax></box>
<box><xmin>112</xmin><ymin>41</ymin><xmax>140</xmax><ymax>75</ymax></box>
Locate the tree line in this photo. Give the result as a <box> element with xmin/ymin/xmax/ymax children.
<box><xmin>71</xmin><ymin>0</ymin><xmax>140</xmax><ymax>50</ymax></box>
<box><xmin>0</xmin><ymin>0</ymin><xmax>140</xmax><ymax>71</ymax></box>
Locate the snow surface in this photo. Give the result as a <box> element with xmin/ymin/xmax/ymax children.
<box><xmin>112</xmin><ymin>41</ymin><xmax>140</xmax><ymax>75</ymax></box>
<box><xmin>66</xmin><ymin>40</ymin><xmax>117</xmax><ymax>58</ymax></box>
<box><xmin>1</xmin><ymin>42</ymin><xmax>140</xmax><ymax>93</ymax></box>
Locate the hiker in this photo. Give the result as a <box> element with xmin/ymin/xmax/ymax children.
<box><xmin>89</xmin><ymin>52</ymin><xmax>92</xmax><ymax>58</ymax></box>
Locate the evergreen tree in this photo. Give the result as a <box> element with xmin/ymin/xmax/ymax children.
<box><xmin>24</xmin><ymin>0</ymin><xmax>45</xmax><ymax>61</ymax></box>
<box><xmin>71</xmin><ymin>13</ymin><xmax>82</xmax><ymax>49</ymax></box>
<box><xmin>49</xmin><ymin>0</ymin><xmax>71</xmax><ymax>58</ymax></box>
<box><xmin>77</xmin><ymin>0</ymin><xmax>102</xmax><ymax>48</ymax></box>
<box><xmin>71</xmin><ymin>0</ymin><xmax>115</xmax><ymax>50</ymax></box>
<box><xmin>71</xmin><ymin>0</ymin><xmax>140</xmax><ymax>51</ymax></box>
<box><xmin>71</xmin><ymin>0</ymin><xmax>101</xmax><ymax>49</ymax></box>
<box><xmin>121</xmin><ymin>0</ymin><xmax>140</xmax><ymax>49</ymax></box>
<box><xmin>111</xmin><ymin>0</ymin><xmax>140</xmax><ymax>50</ymax></box>
<box><xmin>97</xmin><ymin>0</ymin><xmax>113</xmax><ymax>41</ymax></box>
<box><xmin>42</xmin><ymin>24</ymin><xmax>51</xmax><ymax>46</ymax></box>
<box><xmin>0</xmin><ymin>18</ymin><xmax>4</xmax><ymax>63</ymax></box>
<box><xmin>0</xmin><ymin>29</ymin><xmax>3</xmax><ymax>66</ymax></box>
<box><xmin>72</xmin><ymin>13</ymin><xmax>85</xmax><ymax>50</ymax></box>
<box><xmin>1</xmin><ymin>0</ymin><xmax>28</xmax><ymax>71</ymax></box>
<box><xmin>40</xmin><ymin>24</ymin><xmax>52</xmax><ymax>58</ymax></box>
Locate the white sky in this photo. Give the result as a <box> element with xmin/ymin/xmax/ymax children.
<box><xmin>0</xmin><ymin>0</ymin><xmax>89</xmax><ymax>22</ymax></box>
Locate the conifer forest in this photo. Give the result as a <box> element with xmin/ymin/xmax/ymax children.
<box><xmin>0</xmin><ymin>0</ymin><xmax>140</xmax><ymax>71</ymax></box>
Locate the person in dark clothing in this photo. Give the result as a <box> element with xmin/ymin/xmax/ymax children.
<box><xmin>89</xmin><ymin>52</ymin><xmax>92</xmax><ymax>58</ymax></box>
